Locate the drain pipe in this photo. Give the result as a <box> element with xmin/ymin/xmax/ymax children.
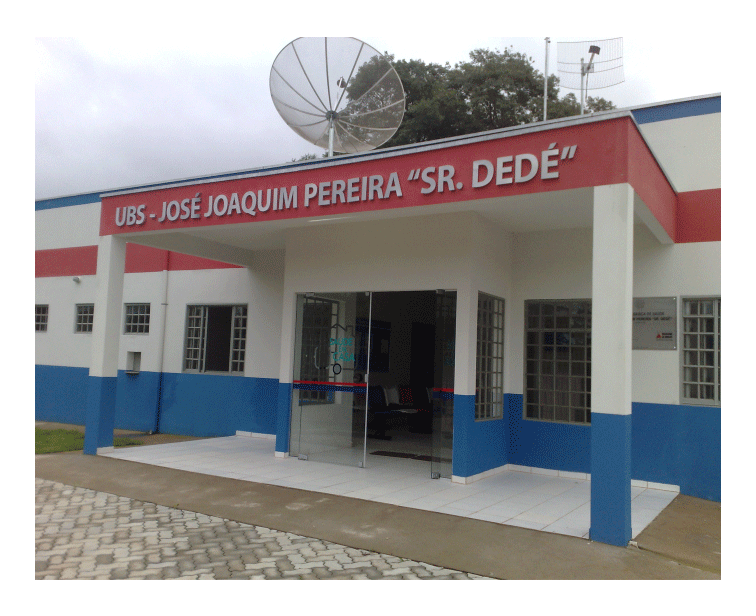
<box><xmin>153</xmin><ymin>250</ymin><xmax>170</xmax><ymax>434</ymax></box>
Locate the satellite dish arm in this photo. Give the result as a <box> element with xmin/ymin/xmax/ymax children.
<box><xmin>271</xmin><ymin>67</ymin><xmax>329</xmax><ymax>115</ymax></box>
<box><xmin>291</xmin><ymin>42</ymin><xmax>331</xmax><ymax>114</ymax></box>
<box><xmin>334</xmin><ymin>41</ymin><xmax>366</xmax><ymax>111</ymax></box>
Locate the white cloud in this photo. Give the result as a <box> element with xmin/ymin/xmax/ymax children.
<box><xmin>35</xmin><ymin>27</ymin><xmax>725</xmax><ymax>200</ymax></box>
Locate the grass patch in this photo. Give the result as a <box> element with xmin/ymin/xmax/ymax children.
<box><xmin>35</xmin><ymin>428</ymin><xmax>143</xmax><ymax>454</ymax></box>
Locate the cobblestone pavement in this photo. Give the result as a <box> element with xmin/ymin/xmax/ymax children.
<box><xmin>35</xmin><ymin>479</ymin><xmax>491</xmax><ymax>580</ymax></box>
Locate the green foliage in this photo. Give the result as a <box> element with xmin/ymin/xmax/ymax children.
<box><xmin>298</xmin><ymin>44</ymin><xmax>616</xmax><ymax>156</ymax></box>
<box><xmin>35</xmin><ymin>428</ymin><xmax>143</xmax><ymax>454</ymax></box>
<box><xmin>292</xmin><ymin>153</ymin><xmax>317</xmax><ymax>162</ymax></box>
<box><xmin>383</xmin><ymin>46</ymin><xmax>616</xmax><ymax>147</ymax></box>
<box><xmin>548</xmin><ymin>92</ymin><xmax>617</xmax><ymax>119</ymax></box>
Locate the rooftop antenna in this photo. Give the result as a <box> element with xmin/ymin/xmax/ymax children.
<box><xmin>557</xmin><ymin>38</ymin><xmax>624</xmax><ymax>114</ymax></box>
<box><xmin>269</xmin><ymin>37</ymin><xmax>406</xmax><ymax>157</ymax></box>
<box><xmin>543</xmin><ymin>37</ymin><xmax>550</xmax><ymax>121</ymax></box>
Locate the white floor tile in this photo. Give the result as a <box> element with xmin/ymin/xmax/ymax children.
<box><xmin>101</xmin><ymin>436</ymin><xmax>676</xmax><ymax>540</ymax></box>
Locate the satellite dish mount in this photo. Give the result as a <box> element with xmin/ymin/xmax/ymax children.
<box><xmin>580</xmin><ymin>45</ymin><xmax>602</xmax><ymax>114</ymax></box>
<box><xmin>557</xmin><ymin>38</ymin><xmax>625</xmax><ymax>114</ymax></box>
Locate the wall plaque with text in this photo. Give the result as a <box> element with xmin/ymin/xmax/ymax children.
<box><xmin>632</xmin><ymin>297</ymin><xmax>677</xmax><ymax>350</ymax></box>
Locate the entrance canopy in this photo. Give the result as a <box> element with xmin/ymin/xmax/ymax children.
<box><xmin>99</xmin><ymin>111</ymin><xmax>677</xmax><ymax>261</ymax></box>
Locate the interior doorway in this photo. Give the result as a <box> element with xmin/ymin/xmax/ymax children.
<box><xmin>289</xmin><ymin>290</ymin><xmax>456</xmax><ymax>477</ymax></box>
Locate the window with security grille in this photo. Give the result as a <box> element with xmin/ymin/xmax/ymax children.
<box><xmin>682</xmin><ymin>298</ymin><xmax>720</xmax><ymax>405</ymax></box>
<box><xmin>231</xmin><ymin>306</ymin><xmax>247</xmax><ymax>373</ymax></box>
<box><xmin>476</xmin><ymin>293</ymin><xmax>504</xmax><ymax>420</ymax></box>
<box><xmin>36</xmin><ymin>305</ymin><xmax>49</xmax><ymax>332</ymax></box>
<box><xmin>124</xmin><ymin>303</ymin><xmax>150</xmax><ymax>334</ymax></box>
<box><xmin>75</xmin><ymin>304</ymin><xmax>94</xmax><ymax>333</ymax></box>
<box><xmin>525</xmin><ymin>300</ymin><xmax>591</xmax><ymax>424</ymax></box>
<box><xmin>298</xmin><ymin>297</ymin><xmax>339</xmax><ymax>403</ymax></box>
<box><xmin>183</xmin><ymin>305</ymin><xmax>247</xmax><ymax>374</ymax></box>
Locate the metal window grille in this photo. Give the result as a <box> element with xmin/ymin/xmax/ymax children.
<box><xmin>75</xmin><ymin>304</ymin><xmax>94</xmax><ymax>333</ymax></box>
<box><xmin>36</xmin><ymin>304</ymin><xmax>49</xmax><ymax>332</ymax></box>
<box><xmin>476</xmin><ymin>293</ymin><xmax>505</xmax><ymax>420</ymax></box>
<box><xmin>231</xmin><ymin>306</ymin><xmax>248</xmax><ymax>373</ymax></box>
<box><xmin>524</xmin><ymin>300</ymin><xmax>591</xmax><ymax>424</ymax></box>
<box><xmin>682</xmin><ymin>298</ymin><xmax>721</xmax><ymax>405</ymax></box>
<box><xmin>183</xmin><ymin>305</ymin><xmax>247</xmax><ymax>374</ymax></box>
<box><xmin>184</xmin><ymin>305</ymin><xmax>207</xmax><ymax>372</ymax></box>
<box><xmin>124</xmin><ymin>303</ymin><xmax>150</xmax><ymax>334</ymax></box>
<box><xmin>299</xmin><ymin>297</ymin><xmax>339</xmax><ymax>404</ymax></box>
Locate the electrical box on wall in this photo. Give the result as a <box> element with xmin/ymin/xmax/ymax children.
<box><xmin>126</xmin><ymin>351</ymin><xmax>141</xmax><ymax>374</ymax></box>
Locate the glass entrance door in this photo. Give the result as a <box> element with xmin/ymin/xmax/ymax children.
<box><xmin>431</xmin><ymin>290</ymin><xmax>457</xmax><ymax>479</ymax></box>
<box><xmin>289</xmin><ymin>292</ymin><xmax>372</xmax><ymax>468</ymax></box>
<box><xmin>289</xmin><ymin>289</ymin><xmax>456</xmax><ymax>477</ymax></box>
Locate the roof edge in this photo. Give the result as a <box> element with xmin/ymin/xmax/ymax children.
<box><xmin>37</xmin><ymin>93</ymin><xmax>721</xmax><ymax>207</ymax></box>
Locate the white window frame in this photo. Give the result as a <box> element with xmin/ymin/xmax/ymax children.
<box><xmin>681</xmin><ymin>297</ymin><xmax>721</xmax><ymax>406</ymax></box>
<box><xmin>75</xmin><ymin>304</ymin><xmax>94</xmax><ymax>334</ymax></box>
<box><xmin>298</xmin><ymin>296</ymin><xmax>340</xmax><ymax>405</ymax></box>
<box><xmin>183</xmin><ymin>304</ymin><xmax>247</xmax><ymax>375</ymax></box>
<box><xmin>124</xmin><ymin>303</ymin><xmax>151</xmax><ymax>334</ymax></box>
<box><xmin>475</xmin><ymin>292</ymin><xmax>505</xmax><ymax>421</ymax></box>
<box><xmin>524</xmin><ymin>299</ymin><xmax>591</xmax><ymax>425</ymax></box>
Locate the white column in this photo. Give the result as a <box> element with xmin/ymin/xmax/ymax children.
<box><xmin>590</xmin><ymin>183</ymin><xmax>634</xmax><ymax>546</ymax></box>
<box><xmin>83</xmin><ymin>235</ymin><xmax>126</xmax><ymax>455</ymax></box>
<box><xmin>451</xmin><ymin>279</ymin><xmax>477</xmax><ymax>481</ymax></box>
<box><xmin>89</xmin><ymin>235</ymin><xmax>126</xmax><ymax>377</ymax></box>
<box><xmin>453</xmin><ymin>279</ymin><xmax>477</xmax><ymax>399</ymax></box>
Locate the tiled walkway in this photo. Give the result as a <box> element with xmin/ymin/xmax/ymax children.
<box><xmin>103</xmin><ymin>435</ymin><xmax>678</xmax><ymax>540</ymax></box>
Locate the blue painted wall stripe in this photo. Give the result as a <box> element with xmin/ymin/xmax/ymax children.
<box><xmin>35</xmin><ymin>193</ymin><xmax>101</xmax><ymax>211</ymax></box>
<box><xmin>35</xmin><ymin>159</ymin><xmax>338</xmax><ymax>211</ymax></box>
<box><xmin>114</xmin><ymin>370</ymin><xmax>161</xmax><ymax>433</ymax></box>
<box><xmin>35</xmin><ymin>364</ymin><xmax>720</xmax><ymax>502</ymax></box>
<box><xmin>276</xmin><ymin>382</ymin><xmax>293</xmax><ymax>453</ymax></box>
<box><xmin>157</xmin><ymin>372</ymin><xmax>278</xmax><ymax>437</ymax></box>
<box><xmin>452</xmin><ymin>394</ymin><xmax>507</xmax><ymax>478</ymax></box>
<box><xmin>506</xmin><ymin>394</ymin><xmax>590</xmax><ymax>474</ymax></box>
<box><xmin>631</xmin><ymin>96</ymin><xmax>720</xmax><ymax>124</ymax></box>
<box><xmin>36</xmin><ymin>365</ymin><xmax>278</xmax><ymax>438</ymax></box>
<box><xmin>504</xmin><ymin>395</ymin><xmax>720</xmax><ymax>502</ymax></box>
<box><xmin>36</xmin><ymin>365</ymin><xmax>89</xmax><ymax>425</ymax></box>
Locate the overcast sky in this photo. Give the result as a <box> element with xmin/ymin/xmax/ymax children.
<box><xmin>34</xmin><ymin>12</ymin><xmax>727</xmax><ymax>201</ymax></box>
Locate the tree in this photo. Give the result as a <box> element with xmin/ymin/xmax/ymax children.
<box><xmin>385</xmin><ymin>58</ymin><xmax>474</xmax><ymax>145</ymax></box>
<box><xmin>548</xmin><ymin>92</ymin><xmax>617</xmax><ymax>119</ymax></box>
<box><xmin>293</xmin><ymin>45</ymin><xmax>616</xmax><ymax>156</ymax></box>
<box><xmin>338</xmin><ymin>53</ymin><xmax>406</xmax><ymax>150</ymax></box>
<box><xmin>450</xmin><ymin>48</ymin><xmax>546</xmax><ymax>129</ymax></box>
<box><xmin>381</xmin><ymin>46</ymin><xmax>616</xmax><ymax>149</ymax></box>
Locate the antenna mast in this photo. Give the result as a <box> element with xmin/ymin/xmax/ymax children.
<box><xmin>580</xmin><ymin>45</ymin><xmax>601</xmax><ymax>114</ymax></box>
<box><xmin>557</xmin><ymin>38</ymin><xmax>625</xmax><ymax>114</ymax></box>
<box><xmin>544</xmin><ymin>37</ymin><xmax>550</xmax><ymax>121</ymax></box>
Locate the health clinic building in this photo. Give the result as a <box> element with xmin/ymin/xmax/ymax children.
<box><xmin>35</xmin><ymin>93</ymin><xmax>720</xmax><ymax>546</ymax></box>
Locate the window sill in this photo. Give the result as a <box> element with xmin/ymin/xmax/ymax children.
<box><xmin>182</xmin><ymin>371</ymin><xmax>246</xmax><ymax>376</ymax></box>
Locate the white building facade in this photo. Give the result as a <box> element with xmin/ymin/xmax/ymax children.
<box><xmin>35</xmin><ymin>94</ymin><xmax>721</xmax><ymax>546</ymax></box>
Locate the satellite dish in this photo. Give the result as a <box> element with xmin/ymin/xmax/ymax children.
<box><xmin>270</xmin><ymin>37</ymin><xmax>405</xmax><ymax>156</ymax></box>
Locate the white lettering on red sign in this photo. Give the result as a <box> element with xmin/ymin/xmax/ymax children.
<box><xmin>472</xmin><ymin>143</ymin><xmax>577</xmax><ymax>188</ymax></box>
<box><xmin>112</xmin><ymin>142</ymin><xmax>579</xmax><ymax>229</ymax></box>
